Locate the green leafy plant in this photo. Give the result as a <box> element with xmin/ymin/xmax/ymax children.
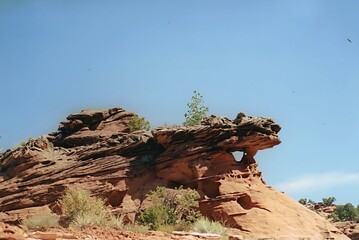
<box><xmin>298</xmin><ymin>198</ymin><xmax>307</xmax><ymax>205</ymax></box>
<box><xmin>183</xmin><ymin>91</ymin><xmax>209</xmax><ymax>126</ymax></box>
<box><xmin>137</xmin><ymin>186</ymin><xmax>200</xmax><ymax>230</ymax></box>
<box><xmin>22</xmin><ymin>213</ymin><xmax>60</xmax><ymax>230</ymax></box>
<box><xmin>328</xmin><ymin>213</ymin><xmax>339</xmax><ymax>222</ymax></box>
<box><xmin>59</xmin><ymin>187</ymin><xmax>123</xmax><ymax>229</ymax></box>
<box><xmin>193</xmin><ymin>218</ymin><xmax>227</xmax><ymax>235</ymax></box>
<box><xmin>333</xmin><ymin>203</ymin><xmax>358</xmax><ymax>221</ymax></box>
<box><xmin>322</xmin><ymin>197</ymin><xmax>336</xmax><ymax>207</ymax></box>
<box><xmin>137</xmin><ymin>205</ymin><xmax>176</xmax><ymax>230</ymax></box>
<box><xmin>129</xmin><ymin>115</ymin><xmax>151</xmax><ymax>132</ymax></box>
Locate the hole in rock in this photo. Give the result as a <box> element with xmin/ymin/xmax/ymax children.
<box><xmin>233</xmin><ymin>151</ymin><xmax>244</xmax><ymax>162</ymax></box>
<box><xmin>89</xmin><ymin>121</ymin><xmax>101</xmax><ymax>130</ymax></box>
<box><xmin>108</xmin><ymin>190</ymin><xmax>126</xmax><ymax>207</ymax></box>
<box><xmin>201</xmin><ymin>180</ymin><xmax>220</xmax><ymax>198</ymax></box>
<box><xmin>187</xmin><ymin>182</ymin><xmax>198</xmax><ymax>190</ymax></box>
<box><xmin>168</xmin><ymin>181</ymin><xmax>182</xmax><ymax>189</ymax></box>
<box><xmin>237</xmin><ymin>194</ymin><xmax>254</xmax><ymax>210</ymax></box>
<box><xmin>41</xmin><ymin>160</ymin><xmax>54</xmax><ymax>165</ymax></box>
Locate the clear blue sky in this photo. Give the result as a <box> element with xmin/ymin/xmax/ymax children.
<box><xmin>1</xmin><ymin>1</ymin><xmax>358</xmax><ymax>205</ymax></box>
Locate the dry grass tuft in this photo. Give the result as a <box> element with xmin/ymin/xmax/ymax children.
<box><xmin>22</xmin><ymin>213</ymin><xmax>60</xmax><ymax>230</ymax></box>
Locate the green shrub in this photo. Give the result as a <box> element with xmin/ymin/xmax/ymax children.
<box><xmin>193</xmin><ymin>218</ymin><xmax>227</xmax><ymax>235</ymax></box>
<box><xmin>137</xmin><ymin>186</ymin><xmax>200</xmax><ymax>230</ymax></box>
<box><xmin>334</xmin><ymin>203</ymin><xmax>358</xmax><ymax>221</ymax></box>
<box><xmin>322</xmin><ymin>197</ymin><xmax>336</xmax><ymax>207</ymax></box>
<box><xmin>183</xmin><ymin>91</ymin><xmax>209</xmax><ymax>126</ymax></box>
<box><xmin>328</xmin><ymin>213</ymin><xmax>340</xmax><ymax>222</ymax></box>
<box><xmin>138</xmin><ymin>205</ymin><xmax>176</xmax><ymax>230</ymax></box>
<box><xmin>22</xmin><ymin>213</ymin><xmax>60</xmax><ymax>230</ymax></box>
<box><xmin>59</xmin><ymin>187</ymin><xmax>123</xmax><ymax>229</ymax></box>
<box><xmin>129</xmin><ymin>115</ymin><xmax>151</xmax><ymax>132</ymax></box>
<box><xmin>298</xmin><ymin>198</ymin><xmax>307</xmax><ymax>205</ymax></box>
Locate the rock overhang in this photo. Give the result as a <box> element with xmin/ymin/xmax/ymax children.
<box><xmin>0</xmin><ymin>107</ymin><xmax>349</xmax><ymax>239</ymax></box>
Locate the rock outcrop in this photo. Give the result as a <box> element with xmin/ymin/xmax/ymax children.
<box><xmin>0</xmin><ymin>107</ymin><xmax>349</xmax><ymax>239</ymax></box>
<box><xmin>336</xmin><ymin>222</ymin><xmax>359</xmax><ymax>240</ymax></box>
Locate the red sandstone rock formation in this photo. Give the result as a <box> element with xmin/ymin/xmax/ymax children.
<box><xmin>0</xmin><ymin>107</ymin><xmax>349</xmax><ymax>239</ymax></box>
<box><xmin>336</xmin><ymin>222</ymin><xmax>359</xmax><ymax>240</ymax></box>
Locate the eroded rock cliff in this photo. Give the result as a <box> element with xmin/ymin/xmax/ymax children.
<box><xmin>0</xmin><ymin>107</ymin><xmax>349</xmax><ymax>239</ymax></box>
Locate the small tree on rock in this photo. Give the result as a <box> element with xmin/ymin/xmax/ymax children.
<box><xmin>334</xmin><ymin>203</ymin><xmax>358</xmax><ymax>221</ymax></box>
<box><xmin>322</xmin><ymin>197</ymin><xmax>336</xmax><ymax>207</ymax></box>
<box><xmin>183</xmin><ymin>91</ymin><xmax>209</xmax><ymax>126</ymax></box>
<box><xmin>129</xmin><ymin>115</ymin><xmax>151</xmax><ymax>132</ymax></box>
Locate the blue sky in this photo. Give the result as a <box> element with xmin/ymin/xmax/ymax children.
<box><xmin>1</xmin><ymin>1</ymin><xmax>358</xmax><ymax>205</ymax></box>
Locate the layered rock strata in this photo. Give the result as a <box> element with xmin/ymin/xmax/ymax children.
<box><xmin>0</xmin><ymin>107</ymin><xmax>349</xmax><ymax>239</ymax></box>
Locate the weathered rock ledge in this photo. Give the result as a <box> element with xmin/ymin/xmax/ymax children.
<box><xmin>0</xmin><ymin>107</ymin><xmax>349</xmax><ymax>239</ymax></box>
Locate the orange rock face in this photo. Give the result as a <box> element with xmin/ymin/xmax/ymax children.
<box><xmin>0</xmin><ymin>108</ymin><xmax>349</xmax><ymax>239</ymax></box>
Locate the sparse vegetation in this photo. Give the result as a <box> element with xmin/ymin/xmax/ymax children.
<box><xmin>157</xmin><ymin>222</ymin><xmax>192</xmax><ymax>233</ymax></box>
<box><xmin>183</xmin><ymin>91</ymin><xmax>209</xmax><ymax>126</ymax></box>
<box><xmin>137</xmin><ymin>186</ymin><xmax>200</xmax><ymax>230</ymax></box>
<box><xmin>22</xmin><ymin>213</ymin><xmax>60</xmax><ymax>230</ymax></box>
<box><xmin>128</xmin><ymin>115</ymin><xmax>151</xmax><ymax>132</ymax></box>
<box><xmin>298</xmin><ymin>198</ymin><xmax>315</xmax><ymax>207</ymax></box>
<box><xmin>123</xmin><ymin>224</ymin><xmax>149</xmax><ymax>234</ymax></box>
<box><xmin>59</xmin><ymin>187</ymin><xmax>123</xmax><ymax>229</ymax></box>
<box><xmin>193</xmin><ymin>218</ymin><xmax>227</xmax><ymax>235</ymax></box>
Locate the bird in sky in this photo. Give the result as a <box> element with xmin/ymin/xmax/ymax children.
<box><xmin>347</xmin><ymin>38</ymin><xmax>352</xmax><ymax>43</ymax></box>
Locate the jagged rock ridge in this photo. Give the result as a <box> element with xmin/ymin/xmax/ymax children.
<box><xmin>0</xmin><ymin>107</ymin><xmax>349</xmax><ymax>239</ymax></box>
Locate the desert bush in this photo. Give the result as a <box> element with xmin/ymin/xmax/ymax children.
<box><xmin>22</xmin><ymin>213</ymin><xmax>59</xmax><ymax>230</ymax></box>
<box><xmin>59</xmin><ymin>187</ymin><xmax>123</xmax><ymax>229</ymax></box>
<box><xmin>70</xmin><ymin>211</ymin><xmax>123</xmax><ymax>229</ymax></box>
<box><xmin>193</xmin><ymin>218</ymin><xmax>227</xmax><ymax>235</ymax></box>
<box><xmin>183</xmin><ymin>91</ymin><xmax>209</xmax><ymax>126</ymax></box>
<box><xmin>137</xmin><ymin>205</ymin><xmax>176</xmax><ymax>230</ymax></box>
<box><xmin>106</xmin><ymin>214</ymin><xmax>124</xmax><ymax>229</ymax></box>
<box><xmin>334</xmin><ymin>203</ymin><xmax>358</xmax><ymax>221</ymax></box>
<box><xmin>129</xmin><ymin>115</ymin><xmax>150</xmax><ymax>132</ymax></box>
<box><xmin>59</xmin><ymin>187</ymin><xmax>105</xmax><ymax>225</ymax></box>
<box><xmin>322</xmin><ymin>197</ymin><xmax>336</xmax><ymax>207</ymax></box>
<box><xmin>137</xmin><ymin>186</ymin><xmax>200</xmax><ymax>230</ymax></box>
